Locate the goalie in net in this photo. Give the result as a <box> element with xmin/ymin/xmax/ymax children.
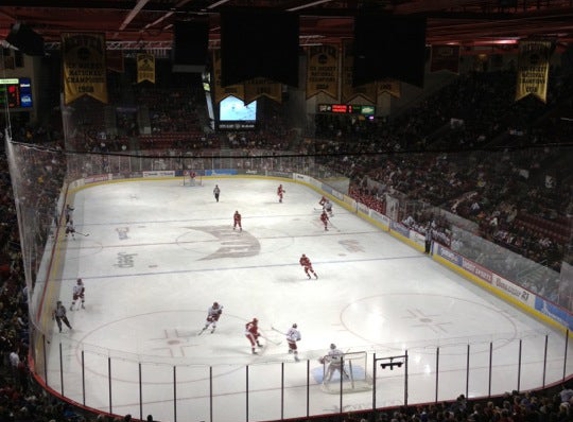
<box><xmin>183</xmin><ymin>170</ymin><xmax>202</xmax><ymax>187</ymax></box>
<box><xmin>319</xmin><ymin>344</ymin><xmax>373</xmax><ymax>393</ymax></box>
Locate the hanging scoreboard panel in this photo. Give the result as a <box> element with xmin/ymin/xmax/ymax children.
<box><xmin>0</xmin><ymin>77</ymin><xmax>33</xmax><ymax>109</ymax></box>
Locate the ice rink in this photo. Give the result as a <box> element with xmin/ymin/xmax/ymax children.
<box><xmin>42</xmin><ymin>177</ymin><xmax>572</xmax><ymax>422</ymax></box>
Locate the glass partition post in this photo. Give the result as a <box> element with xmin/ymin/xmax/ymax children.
<box><xmin>466</xmin><ymin>344</ymin><xmax>470</xmax><ymax>399</ymax></box>
<box><xmin>518</xmin><ymin>339</ymin><xmax>522</xmax><ymax>392</ymax></box>
<box><xmin>435</xmin><ymin>347</ymin><xmax>439</xmax><ymax>403</ymax></box>
<box><xmin>543</xmin><ymin>334</ymin><xmax>549</xmax><ymax>388</ymax></box>
<box><xmin>488</xmin><ymin>342</ymin><xmax>493</xmax><ymax>397</ymax></box>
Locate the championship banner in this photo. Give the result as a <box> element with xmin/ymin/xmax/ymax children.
<box><xmin>515</xmin><ymin>40</ymin><xmax>551</xmax><ymax>103</ymax></box>
<box><xmin>430</xmin><ymin>45</ymin><xmax>460</xmax><ymax>73</ymax></box>
<box><xmin>377</xmin><ymin>79</ymin><xmax>401</xmax><ymax>98</ymax></box>
<box><xmin>212</xmin><ymin>50</ymin><xmax>244</xmax><ymax>104</ymax></box>
<box><xmin>61</xmin><ymin>33</ymin><xmax>108</xmax><ymax>105</ymax></box>
<box><xmin>106</xmin><ymin>50</ymin><xmax>124</xmax><ymax>73</ymax></box>
<box><xmin>244</xmin><ymin>77</ymin><xmax>282</xmax><ymax>104</ymax></box>
<box><xmin>306</xmin><ymin>45</ymin><xmax>339</xmax><ymax>99</ymax></box>
<box><xmin>341</xmin><ymin>40</ymin><xmax>377</xmax><ymax>103</ymax></box>
<box><xmin>137</xmin><ymin>53</ymin><xmax>155</xmax><ymax>84</ymax></box>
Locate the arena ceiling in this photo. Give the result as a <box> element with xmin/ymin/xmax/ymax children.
<box><xmin>1</xmin><ymin>0</ymin><xmax>573</xmax><ymax>52</ymax></box>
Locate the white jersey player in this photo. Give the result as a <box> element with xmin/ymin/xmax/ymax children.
<box><xmin>70</xmin><ymin>278</ymin><xmax>85</xmax><ymax>310</ymax></box>
<box><xmin>322</xmin><ymin>343</ymin><xmax>349</xmax><ymax>383</ymax></box>
<box><xmin>286</xmin><ymin>323</ymin><xmax>301</xmax><ymax>362</ymax></box>
<box><xmin>323</xmin><ymin>199</ymin><xmax>333</xmax><ymax>216</ymax></box>
<box><xmin>200</xmin><ymin>302</ymin><xmax>223</xmax><ymax>334</ymax></box>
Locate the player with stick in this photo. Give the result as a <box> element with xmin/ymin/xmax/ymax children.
<box><xmin>245</xmin><ymin>317</ymin><xmax>263</xmax><ymax>354</ymax></box>
<box><xmin>65</xmin><ymin>221</ymin><xmax>76</xmax><ymax>239</ymax></box>
<box><xmin>286</xmin><ymin>324</ymin><xmax>301</xmax><ymax>362</ymax></box>
<box><xmin>320</xmin><ymin>343</ymin><xmax>350</xmax><ymax>384</ymax></box>
<box><xmin>70</xmin><ymin>278</ymin><xmax>85</xmax><ymax>311</ymax></box>
<box><xmin>277</xmin><ymin>184</ymin><xmax>285</xmax><ymax>203</ymax></box>
<box><xmin>233</xmin><ymin>210</ymin><xmax>242</xmax><ymax>232</ymax></box>
<box><xmin>320</xmin><ymin>210</ymin><xmax>330</xmax><ymax>231</ymax></box>
<box><xmin>199</xmin><ymin>302</ymin><xmax>223</xmax><ymax>334</ymax></box>
<box><xmin>299</xmin><ymin>254</ymin><xmax>318</xmax><ymax>280</ymax></box>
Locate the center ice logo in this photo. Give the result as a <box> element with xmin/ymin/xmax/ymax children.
<box><xmin>193</xmin><ymin>225</ymin><xmax>261</xmax><ymax>261</ymax></box>
<box><xmin>115</xmin><ymin>252</ymin><xmax>137</xmax><ymax>268</ymax></box>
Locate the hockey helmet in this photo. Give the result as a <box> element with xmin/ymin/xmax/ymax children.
<box><xmin>77</xmin><ymin>278</ymin><xmax>82</xmax><ymax>284</ymax></box>
<box><xmin>330</xmin><ymin>343</ymin><xmax>336</xmax><ymax>350</ymax></box>
<box><xmin>292</xmin><ymin>323</ymin><xmax>297</xmax><ymax>328</ymax></box>
<box><xmin>253</xmin><ymin>318</ymin><xmax>258</xmax><ymax>323</ymax></box>
<box><xmin>213</xmin><ymin>302</ymin><xmax>219</xmax><ymax>307</ymax></box>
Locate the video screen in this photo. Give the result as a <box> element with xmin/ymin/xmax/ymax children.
<box><xmin>219</xmin><ymin>96</ymin><xmax>257</xmax><ymax>122</ymax></box>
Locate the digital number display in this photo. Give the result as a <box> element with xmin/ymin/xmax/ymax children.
<box><xmin>317</xmin><ymin>104</ymin><xmax>375</xmax><ymax>116</ymax></box>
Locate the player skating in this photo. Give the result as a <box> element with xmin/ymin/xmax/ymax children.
<box><xmin>299</xmin><ymin>254</ymin><xmax>318</xmax><ymax>279</ymax></box>
<box><xmin>323</xmin><ymin>199</ymin><xmax>333</xmax><ymax>216</ymax></box>
<box><xmin>70</xmin><ymin>278</ymin><xmax>85</xmax><ymax>311</ymax></box>
<box><xmin>320</xmin><ymin>343</ymin><xmax>349</xmax><ymax>384</ymax></box>
<box><xmin>213</xmin><ymin>184</ymin><xmax>221</xmax><ymax>202</ymax></box>
<box><xmin>199</xmin><ymin>302</ymin><xmax>223</xmax><ymax>334</ymax></box>
<box><xmin>286</xmin><ymin>323</ymin><xmax>301</xmax><ymax>362</ymax></box>
<box><xmin>65</xmin><ymin>204</ymin><xmax>74</xmax><ymax>224</ymax></box>
<box><xmin>233</xmin><ymin>210</ymin><xmax>242</xmax><ymax>232</ymax></box>
<box><xmin>52</xmin><ymin>301</ymin><xmax>73</xmax><ymax>333</ymax></box>
<box><xmin>245</xmin><ymin>317</ymin><xmax>263</xmax><ymax>354</ymax></box>
<box><xmin>320</xmin><ymin>210</ymin><xmax>330</xmax><ymax>231</ymax></box>
<box><xmin>277</xmin><ymin>184</ymin><xmax>285</xmax><ymax>203</ymax></box>
<box><xmin>65</xmin><ymin>220</ymin><xmax>76</xmax><ymax>239</ymax></box>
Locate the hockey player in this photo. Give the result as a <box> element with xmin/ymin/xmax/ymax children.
<box><xmin>299</xmin><ymin>254</ymin><xmax>318</xmax><ymax>279</ymax></box>
<box><xmin>52</xmin><ymin>301</ymin><xmax>72</xmax><ymax>333</ymax></box>
<box><xmin>213</xmin><ymin>185</ymin><xmax>221</xmax><ymax>202</ymax></box>
<box><xmin>65</xmin><ymin>220</ymin><xmax>76</xmax><ymax>239</ymax></box>
<box><xmin>277</xmin><ymin>184</ymin><xmax>285</xmax><ymax>203</ymax></box>
<box><xmin>64</xmin><ymin>204</ymin><xmax>74</xmax><ymax>224</ymax></box>
<box><xmin>286</xmin><ymin>323</ymin><xmax>301</xmax><ymax>362</ymax></box>
<box><xmin>245</xmin><ymin>318</ymin><xmax>263</xmax><ymax>354</ymax></box>
<box><xmin>320</xmin><ymin>211</ymin><xmax>330</xmax><ymax>231</ymax></box>
<box><xmin>233</xmin><ymin>211</ymin><xmax>242</xmax><ymax>232</ymax></box>
<box><xmin>323</xmin><ymin>199</ymin><xmax>333</xmax><ymax>216</ymax></box>
<box><xmin>70</xmin><ymin>278</ymin><xmax>85</xmax><ymax>311</ymax></box>
<box><xmin>200</xmin><ymin>302</ymin><xmax>223</xmax><ymax>334</ymax></box>
<box><xmin>321</xmin><ymin>343</ymin><xmax>349</xmax><ymax>384</ymax></box>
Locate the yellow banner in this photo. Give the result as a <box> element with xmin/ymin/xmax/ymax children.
<box><xmin>377</xmin><ymin>78</ymin><xmax>401</xmax><ymax>99</ymax></box>
<box><xmin>341</xmin><ymin>40</ymin><xmax>377</xmax><ymax>103</ymax></box>
<box><xmin>244</xmin><ymin>77</ymin><xmax>282</xmax><ymax>104</ymax></box>
<box><xmin>212</xmin><ymin>50</ymin><xmax>245</xmax><ymax>104</ymax></box>
<box><xmin>62</xmin><ymin>33</ymin><xmax>108</xmax><ymax>105</ymax></box>
<box><xmin>306</xmin><ymin>45</ymin><xmax>339</xmax><ymax>100</ymax></box>
<box><xmin>137</xmin><ymin>53</ymin><xmax>155</xmax><ymax>84</ymax></box>
<box><xmin>515</xmin><ymin>40</ymin><xmax>551</xmax><ymax>103</ymax></box>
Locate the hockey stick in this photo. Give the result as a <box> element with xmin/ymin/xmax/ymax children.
<box><xmin>260</xmin><ymin>334</ymin><xmax>282</xmax><ymax>346</ymax></box>
<box><xmin>75</xmin><ymin>231</ymin><xmax>90</xmax><ymax>237</ymax></box>
<box><xmin>271</xmin><ymin>326</ymin><xmax>286</xmax><ymax>335</ymax></box>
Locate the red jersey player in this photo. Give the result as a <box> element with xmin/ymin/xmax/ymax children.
<box><xmin>245</xmin><ymin>318</ymin><xmax>263</xmax><ymax>354</ymax></box>
<box><xmin>277</xmin><ymin>184</ymin><xmax>285</xmax><ymax>203</ymax></box>
<box><xmin>299</xmin><ymin>254</ymin><xmax>318</xmax><ymax>279</ymax></box>
<box><xmin>320</xmin><ymin>210</ymin><xmax>330</xmax><ymax>231</ymax></box>
<box><xmin>233</xmin><ymin>210</ymin><xmax>242</xmax><ymax>231</ymax></box>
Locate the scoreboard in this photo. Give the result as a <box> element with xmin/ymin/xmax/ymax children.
<box><xmin>0</xmin><ymin>78</ymin><xmax>33</xmax><ymax>109</ymax></box>
<box><xmin>317</xmin><ymin>104</ymin><xmax>375</xmax><ymax>116</ymax></box>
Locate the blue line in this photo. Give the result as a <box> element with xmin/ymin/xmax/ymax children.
<box><xmin>61</xmin><ymin>254</ymin><xmax>424</xmax><ymax>282</ymax></box>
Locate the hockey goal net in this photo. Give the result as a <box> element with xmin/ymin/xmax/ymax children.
<box><xmin>320</xmin><ymin>351</ymin><xmax>373</xmax><ymax>394</ymax></box>
<box><xmin>182</xmin><ymin>171</ymin><xmax>203</xmax><ymax>187</ymax></box>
